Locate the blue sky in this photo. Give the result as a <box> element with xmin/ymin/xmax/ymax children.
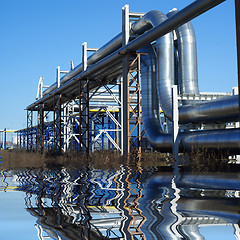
<box><xmin>0</xmin><ymin>0</ymin><xmax>237</xmax><ymax>130</ymax></box>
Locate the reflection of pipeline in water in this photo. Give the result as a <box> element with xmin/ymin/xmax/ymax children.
<box><xmin>117</xmin><ymin>164</ymin><xmax>147</xmax><ymax>240</ymax></box>
<box><xmin>21</xmin><ymin>169</ymin><xmax>97</xmax><ymax>240</ymax></box>
<box><xmin>16</xmin><ymin>167</ymin><xmax>150</xmax><ymax>239</ymax></box>
<box><xmin>139</xmin><ymin>172</ymin><xmax>240</xmax><ymax>239</ymax></box>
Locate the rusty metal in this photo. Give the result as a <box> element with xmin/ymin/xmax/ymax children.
<box><xmin>37</xmin><ymin>104</ymin><xmax>44</xmax><ymax>152</ymax></box>
<box><xmin>127</xmin><ymin>53</ymin><xmax>142</xmax><ymax>157</ymax></box>
<box><xmin>235</xmin><ymin>0</ymin><xmax>240</xmax><ymax>121</ymax></box>
<box><xmin>53</xmin><ymin>94</ymin><xmax>62</xmax><ymax>152</ymax></box>
<box><xmin>79</xmin><ymin>79</ymin><xmax>90</xmax><ymax>155</ymax></box>
<box><xmin>27</xmin><ymin>110</ymin><xmax>33</xmax><ymax>150</ymax></box>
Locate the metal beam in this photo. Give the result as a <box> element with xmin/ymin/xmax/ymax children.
<box><xmin>37</xmin><ymin>104</ymin><xmax>44</xmax><ymax>152</ymax></box>
<box><xmin>128</xmin><ymin>53</ymin><xmax>142</xmax><ymax>157</ymax></box>
<box><xmin>172</xmin><ymin>85</ymin><xmax>179</xmax><ymax>160</ymax></box>
<box><xmin>79</xmin><ymin>79</ymin><xmax>90</xmax><ymax>154</ymax></box>
<box><xmin>26</xmin><ymin>0</ymin><xmax>226</xmax><ymax>111</ymax></box>
<box><xmin>54</xmin><ymin>95</ymin><xmax>62</xmax><ymax>152</ymax></box>
<box><xmin>27</xmin><ymin>110</ymin><xmax>33</xmax><ymax>150</ymax></box>
<box><xmin>122</xmin><ymin>4</ymin><xmax>130</xmax><ymax>155</ymax></box>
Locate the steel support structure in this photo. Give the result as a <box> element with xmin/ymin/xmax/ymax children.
<box><xmin>122</xmin><ymin>4</ymin><xmax>130</xmax><ymax>155</ymax></box>
<box><xmin>122</xmin><ymin>5</ymin><xmax>143</xmax><ymax>157</ymax></box>
<box><xmin>122</xmin><ymin>52</ymin><xmax>142</xmax><ymax>156</ymax></box>
<box><xmin>172</xmin><ymin>85</ymin><xmax>179</xmax><ymax>160</ymax></box>
<box><xmin>54</xmin><ymin>94</ymin><xmax>62</xmax><ymax>152</ymax></box>
<box><xmin>79</xmin><ymin>79</ymin><xmax>90</xmax><ymax>154</ymax></box>
<box><xmin>63</xmin><ymin>101</ymin><xmax>74</xmax><ymax>152</ymax></box>
<box><xmin>27</xmin><ymin>110</ymin><xmax>33</xmax><ymax>150</ymax></box>
<box><xmin>127</xmin><ymin>53</ymin><xmax>142</xmax><ymax>157</ymax></box>
<box><xmin>37</xmin><ymin>104</ymin><xmax>45</xmax><ymax>152</ymax></box>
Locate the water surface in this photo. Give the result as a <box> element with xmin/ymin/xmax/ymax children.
<box><xmin>1</xmin><ymin>165</ymin><xmax>240</xmax><ymax>239</ymax></box>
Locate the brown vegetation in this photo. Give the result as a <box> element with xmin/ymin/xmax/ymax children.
<box><xmin>181</xmin><ymin>150</ymin><xmax>231</xmax><ymax>173</ymax></box>
<box><xmin>0</xmin><ymin>149</ymin><xmax>174</xmax><ymax>170</ymax></box>
<box><xmin>1</xmin><ymin>149</ymin><xmax>236</xmax><ymax>172</ymax></box>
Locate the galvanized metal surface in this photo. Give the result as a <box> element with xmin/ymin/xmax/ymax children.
<box><xmin>26</xmin><ymin>0</ymin><xmax>240</xmax><ymax>153</ymax></box>
<box><xmin>27</xmin><ymin>0</ymin><xmax>226</xmax><ymax>111</ymax></box>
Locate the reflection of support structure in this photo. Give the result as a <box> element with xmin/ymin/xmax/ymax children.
<box><xmin>79</xmin><ymin>79</ymin><xmax>90</xmax><ymax>154</ymax></box>
<box><xmin>37</xmin><ymin>104</ymin><xmax>44</xmax><ymax>152</ymax></box>
<box><xmin>27</xmin><ymin>110</ymin><xmax>33</xmax><ymax>150</ymax></box>
<box><xmin>122</xmin><ymin>52</ymin><xmax>142</xmax><ymax>156</ymax></box>
<box><xmin>54</xmin><ymin>94</ymin><xmax>62</xmax><ymax>152</ymax></box>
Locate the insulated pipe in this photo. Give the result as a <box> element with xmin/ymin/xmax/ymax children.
<box><xmin>181</xmin><ymin>128</ymin><xmax>240</xmax><ymax>154</ymax></box>
<box><xmin>131</xmin><ymin>10</ymin><xmax>174</xmax><ymax>119</ymax></box>
<box><xmin>141</xmin><ymin>44</ymin><xmax>240</xmax><ymax>153</ymax></box>
<box><xmin>136</xmin><ymin>10</ymin><xmax>239</xmax><ymax>126</ymax></box>
<box><xmin>179</xmin><ymin>94</ymin><xmax>239</xmax><ymax>123</ymax></box>
<box><xmin>29</xmin><ymin>0</ymin><xmax>239</xmax><ymax>127</ymax></box>
<box><xmin>28</xmin><ymin>0</ymin><xmax>226</xmax><ymax>110</ymax></box>
<box><xmin>43</xmin><ymin>33</ymin><xmax>123</xmax><ymax>96</ymax></box>
<box><xmin>167</xmin><ymin>9</ymin><xmax>199</xmax><ymax>101</ymax></box>
<box><xmin>42</xmin><ymin>0</ymin><xmax>225</xmax><ymax>97</ymax></box>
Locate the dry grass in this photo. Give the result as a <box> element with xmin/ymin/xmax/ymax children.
<box><xmin>0</xmin><ymin>149</ymin><xmax>175</xmax><ymax>170</ymax></box>
<box><xmin>0</xmin><ymin>148</ymin><xmax>233</xmax><ymax>172</ymax></box>
<box><xmin>182</xmin><ymin>149</ymin><xmax>230</xmax><ymax>173</ymax></box>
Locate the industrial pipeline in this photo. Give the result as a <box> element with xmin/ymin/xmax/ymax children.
<box><xmin>27</xmin><ymin>0</ymin><xmax>240</xmax><ymax>153</ymax></box>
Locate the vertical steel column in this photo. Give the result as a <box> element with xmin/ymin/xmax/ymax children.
<box><xmin>37</xmin><ymin>104</ymin><xmax>44</xmax><ymax>152</ymax></box>
<box><xmin>63</xmin><ymin>103</ymin><xmax>68</xmax><ymax>152</ymax></box>
<box><xmin>79</xmin><ymin>79</ymin><xmax>90</xmax><ymax>154</ymax></box>
<box><xmin>54</xmin><ymin>94</ymin><xmax>62</xmax><ymax>152</ymax></box>
<box><xmin>27</xmin><ymin>110</ymin><xmax>33</xmax><ymax>150</ymax></box>
<box><xmin>56</xmin><ymin>66</ymin><xmax>61</xmax><ymax>88</ymax></box>
<box><xmin>115</xmin><ymin>111</ymin><xmax>119</xmax><ymax>147</ymax></box>
<box><xmin>19</xmin><ymin>131</ymin><xmax>22</xmax><ymax>149</ymax></box>
<box><xmin>172</xmin><ymin>85</ymin><xmax>179</xmax><ymax>160</ymax></box>
<box><xmin>119</xmin><ymin>77</ymin><xmax>123</xmax><ymax>152</ymax></box>
<box><xmin>127</xmin><ymin>53</ymin><xmax>142</xmax><ymax>157</ymax></box>
<box><xmin>122</xmin><ymin>4</ymin><xmax>130</xmax><ymax>155</ymax></box>
<box><xmin>235</xmin><ymin>0</ymin><xmax>240</xmax><ymax>121</ymax></box>
<box><xmin>78</xmin><ymin>41</ymin><xmax>90</xmax><ymax>154</ymax></box>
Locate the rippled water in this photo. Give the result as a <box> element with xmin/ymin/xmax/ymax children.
<box><xmin>1</xmin><ymin>164</ymin><xmax>240</xmax><ymax>239</ymax></box>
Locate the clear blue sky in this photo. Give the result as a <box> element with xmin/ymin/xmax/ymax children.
<box><xmin>0</xmin><ymin>0</ymin><xmax>237</xmax><ymax>130</ymax></box>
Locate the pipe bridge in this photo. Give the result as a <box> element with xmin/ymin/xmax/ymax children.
<box><xmin>18</xmin><ymin>0</ymin><xmax>239</xmax><ymax>156</ymax></box>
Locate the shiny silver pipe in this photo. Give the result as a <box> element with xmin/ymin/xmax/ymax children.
<box><xmin>132</xmin><ymin>10</ymin><xmax>174</xmax><ymax>118</ymax></box>
<box><xmin>179</xmin><ymin>95</ymin><xmax>239</xmax><ymax>123</ymax></box>
<box><xmin>43</xmin><ymin>33</ymin><xmax>123</xmax><ymax>96</ymax></box>
<box><xmin>43</xmin><ymin>0</ymin><xmax>224</xmax><ymax>97</ymax></box>
<box><xmin>43</xmin><ymin>11</ymin><xmax>164</xmax><ymax>96</ymax></box>
<box><xmin>181</xmin><ymin>128</ymin><xmax>240</xmax><ymax>154</ymax></box>
<box><xmin>27</xmin><ymin>0</ymin><xmax>226</xmax><ymax>110</ymax></box>
<box><xmin>141</xmin><ymin>38</ymin><xmax>240</xmax><ymax>153</ymax></box>
<box><xmin>167</xmin><ymin>9</ymin><xmax>199</xmax><ymax>102</ymax></box>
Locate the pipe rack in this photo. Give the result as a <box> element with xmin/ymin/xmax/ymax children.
<box><xmin>20</xmin><ymin>0</ymin><xmax>239</xmax><ymax>155</ymax></box>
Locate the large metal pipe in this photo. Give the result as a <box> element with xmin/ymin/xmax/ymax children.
<box><xmin>27</xmin><ymin>0</ymin><xmax>227</xmax><ymax>110</ymax></box>
<box><xmin>132</xmin><ymin>10</ymin><xmax>174</xmax><ymax>121</ymax></box>
<box><xmin>141</xmin><ymin>41</ymin><xmax>240</xmax><ymax>153</ymax></box>
<box><xmin>138</xmin><ymin>8</ymin><xmax>239</xmax><ymax>152</ymax></box>
<box><xmin>27</xmin><ymin>0</ymin><xmax>239</xmax><ymax>153</ymax></box>
<box><xmin>167</xmin><ymin>9</ymin><xmax>199</xmax><ymax>102</ymax></box>
<box><xmin>43</xmin><ymin>33</ymin><xmax>123</xmax><ymax>96</ymax></box>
